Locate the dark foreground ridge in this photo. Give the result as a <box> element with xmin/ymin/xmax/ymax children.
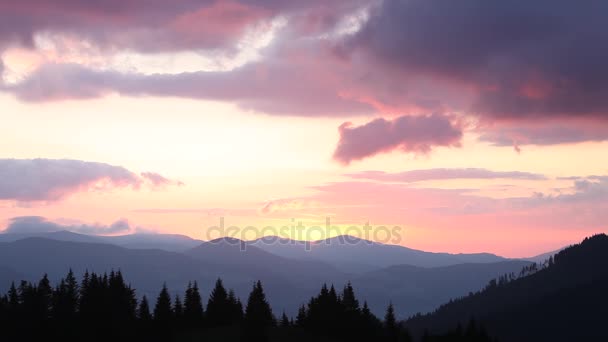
<box><xmin>406</xmin><ymin>234</ymin><xmax>608</xmax><ymax>342</ymax></box>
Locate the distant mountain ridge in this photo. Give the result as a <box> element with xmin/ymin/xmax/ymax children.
<box><xmin>0</xmin><ymin>231</ymin><xmax>510</xmax><ymax>271</ymax></box>
<box><xmin>249</xmin><ymin>235</ymin><xmax>508</xmax><ymax>272</ymax></box>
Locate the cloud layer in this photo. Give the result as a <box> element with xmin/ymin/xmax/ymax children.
<box><xmin>2</xmin><ymin>0</ymin><xmax>608</xmax><ymax>161</ymax></box>
<box><xmin>0</xmin><ymin>159</ymin><xmax>180</xmax><ymax>201</ymax></box>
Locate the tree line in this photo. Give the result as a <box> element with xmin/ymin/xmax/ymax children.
<box><xmin>0</xmin><ymin>270</ymin><xmax>493</xmax><ymax>341</ymax></box>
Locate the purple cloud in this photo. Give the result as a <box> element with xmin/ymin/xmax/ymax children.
<box><xmin>0</xmin><ymin>0</ymin><xmax>365</xmax><ymax>53</ymax></box>
<box><xmin>333</xmin><ymin>114</ymin><xmax>462</xmax><ymax>164</ymax></box>
<box><xmin>6</xmin><ymin>59</ymin><xmax>372</xmax><ymax>117</ymax></box>
<box><xmin>349</xmin><ymin>0</ymin><xmax>608</xmax><ymax>119</ymax></box>
<box><xmin>0</xmin><ymin>158</ymin><xmax>180</xmax><ymax>201</ymax></box>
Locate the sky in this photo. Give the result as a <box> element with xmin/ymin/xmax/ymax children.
<box><xmin>1</xmin><ymin>0</ymin><xmax>607</xmax><ymax>257</ymax></box>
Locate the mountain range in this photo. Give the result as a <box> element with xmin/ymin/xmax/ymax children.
<box><xmin>0</xmin><ymin>230</ymin><xmax>539</xmax><ymax>318</ymax></box>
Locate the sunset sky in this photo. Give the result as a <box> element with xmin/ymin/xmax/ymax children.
<box><xmin>1</xmin><ymin>0</ymin><xmax>607</xmax><ymax>257</ymax></box>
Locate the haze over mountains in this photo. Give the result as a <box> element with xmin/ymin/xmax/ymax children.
<box><xmin>0</xmin><ymin>229</ymin><xmax>538</xmax><ymax>317</ymax></box>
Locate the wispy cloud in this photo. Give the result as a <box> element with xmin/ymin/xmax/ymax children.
<box><xmin>346</xmin><ymin>168</ymin><xmax>547</xmax><ymax>183</ymax></box>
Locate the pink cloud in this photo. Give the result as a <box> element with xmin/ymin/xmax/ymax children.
<box><xmin>333</xmin><ymin>114</ymin><xmax>462</xmax><ymax>164</ymax></box>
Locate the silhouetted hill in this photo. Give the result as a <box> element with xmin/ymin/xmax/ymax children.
<box><xmin>250</xmin><ymin>235</ymin><xmax>507</xmax><ymax>272</ymax></box>
<box><xmin>405</xmin><ymin>234</ymin><xmax>608</xmax><ymax>341</ymax></box>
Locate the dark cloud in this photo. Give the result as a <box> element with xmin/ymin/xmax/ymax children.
<box><xmin>0</xmin><ymin>158</ymin><xmax>179</xmax><ymax>201</ymax></box>
<box><xmin>333</xmin><ymin>114</ymin><xmax>462</xmax><ymax>164</ymax></box>
<box><xmin>346</xmin><ymin>168</ymin><xmax>547</xmax><ymax>182</ymax></box>
<box><xmin>349</xmin><ymin>0</ymin><xmax>608</xmax><ymax>123</ymax></box>
<box><xmin>0</xmin><ymin>0</ymin><xmax>365</xmax><ymax>53</ymax></box>
<box><xmin>3</xmin><ymin>216</ymin><xmax>132</xmax><ymax>235</ymax></box>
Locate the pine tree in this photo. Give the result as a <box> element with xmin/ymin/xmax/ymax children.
<box><xmin>7</xmin><ymin>282</ymin><xmax>19</xmax><ymax>315</ymax></box>
<box><xmin>37</xmin><ymin>274</ymin><xmax>52</xmax><ymax>320</ymax></box>
<box><xmin>183</xmin><ymin>281</ymin><xmax>204</xmax><ymax>325</ymax></box>
<box><xmin>138</xmin><ymin>295</ymin><xmax>152</xmax><ymax>321</ymax></box>
<box><xmin>245</xmin><ymin>281</ymin><xmax>274</xmax><ymax>327</ymax></box>
<box><xmin>360</xmin><ymin>301</ymin><xmax>382</xmax><ymax>339</ymax></box>
<box><xmin>207</xmin><ymin>278</ymin><xmax>231</xmax><ymax>326</ymax></box>
<box><xmin>154</xmin><ymin>284</ymin><xmax>173</xmax><ymax>322</ymax></box>
<box><xmin>228</xmin><ymin>289</ymin><xmax>243</xmax><ymax>322</ymax></box>
<box><xmin>280</xmin><ymin>311</ymin><xmax>290</xmax><ymax>327</ymax></box>
<box><xmin>385</xmin><ymin>302</ymin><xmax>399</xmax><ymax>341</ymax></box>
<box><xmin>342</xmin><ymin>282</ymin><xmax>360</xmax><ymax>312</ymax></box>
<box><xmin>173</xmin><ymin>294</ymin><xmax>183</xmax><ymax>320</ymax></box>
<box><xmin>58</xmin><ymin>269</ymin><xmax>79</xmax><ymax>319</ymax></box>
<box><xmin>243</xmin><ymin>281</ymin><xmax>275</xmax><ymax>341</ymax></box>
<box><xmin>296</xmin><ymin>304</ymin><xmax>307</xmax><ymax>327</ymax></box>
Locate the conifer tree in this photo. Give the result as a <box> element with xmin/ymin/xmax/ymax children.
<box><xmin>342</xmin><ymin>282</ymin><xmax>360</xmax><ymax>312</ymax></box>
<box><xmin>55</xmin><ymin>269</ymin><xmax>79</xmax><ymax>320</ymax></box>
<box><xmin>183</xmin><ymin>281</ymin><xmax>204</xmax><ymax>325</ymax></box>
<box><xmin>228</xmin><ymin>289</ymin><xmax>243</xmax><ymax>322</ymax></box>
<box><xmin>384</xmin><ymin>303</ymin><xmax>400</xmax><ymax>342</ymax></box>
<box><xmin>138</xmin><ymin>295</ymin><xmax>152</xmax><ymax>321</ymax></box>
<box><xmin>280</xmin><ymin>311</ymin><xmax>290</xmax><ymax>328</ymax></box>
<box><xmin>7</xmin><ymin>282</ymin><xmax>18</xmax><ymax>313</ymax></box>
<box><xmin>37</xmin><ymin>274</ymin><xmax>52</xmax><ymax>320</ymax></box>
<box><xmin>154</xmin><ymin>284</ymin><xmax>173</xmax><ymax>322</ymax></box>
<box><xmin>244</xmin><ymin>281</ymin><xmax>274</xmax><ymax>327</ymax></box>
<box><xmin>173</xmin><ymin>294</ymin><xmax>183</xmax><ymax>320</ymax></box>
<box><xmin>207</xmin><ymin>278</ymin><xmax>231</xmax><ymax>326</ymax></box>
<box><xmin>296</xmin><ymin>304</ymin><xmax>307</xmax><ymax>327</ymax></box>
<box><xmin>243</xmin><ymin>281</ymin><xmax>275</xmax><ymax>341</ymax></box>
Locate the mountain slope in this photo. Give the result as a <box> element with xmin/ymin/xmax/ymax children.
<box><xmin>405</xmin><ymin>234</ymin><xmax>608</xmax><ymax>341</ymax></box>
<box><xmin>353</xmin><ymin>260</ymin><xmax>532</xmax><ymax>317</ymax></box>
<box><xmin>186</xmin><ymin>238</ymin><xmax>349</xmax><ymax>301</ymax></box>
